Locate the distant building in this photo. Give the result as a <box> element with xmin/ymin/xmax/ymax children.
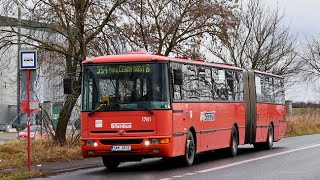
<box><xmin>0</xmin><ymin>16</ymin><xmax>65</xmax><ymax>131</ymax></box>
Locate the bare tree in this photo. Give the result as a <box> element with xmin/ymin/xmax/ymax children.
<box><xmin>207</xmin><ymin>0</ymin><xmax>299</xmax><ymax>76</ymax></box>
<box><xmin>116</xmin><ymin>0</ymin><xmax>238</xmax><ymax>57</ymax></box>
<box><xmin>301</xmin><ymin>36</ymin><xmax>320</xmax><ymax>92</ymax></box>
<box><xmin>0</xmin><ymin>0</ymin><xmax>126</xmax><ymax>144</ymax></box>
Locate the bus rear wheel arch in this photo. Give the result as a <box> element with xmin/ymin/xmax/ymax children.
<box><xmin>254</xmin><ymin>123</ymin><xmax>274</xmax><ymax>150</ymax></box>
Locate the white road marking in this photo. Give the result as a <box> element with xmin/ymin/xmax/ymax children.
<box><xmin>160</xmin><ymin>143</ymin><xmax>320</xmax><ymax>180</ymax></box>
<box><xmin>185</xmin><ymin>173</ymin><xmax>196</xmax><ymax>176</ymax></box>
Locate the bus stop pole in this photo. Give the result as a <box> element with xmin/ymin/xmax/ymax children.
<box><xmin>27</xmin><ymin>69</ymin><xmax>31</xmax><ymax>172</ymax></box>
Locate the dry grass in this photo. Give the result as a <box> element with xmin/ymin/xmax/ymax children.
<box><xmin>0</xmin><ymin>171</ymin><xmax>48</xmax><ymax>180</ymax></box>
<box><xmin>0</xmin><ymin>139</ymin><xmax>82</xmax><ymax>170</ymax></box>
<box><xmin>0</xmin><ymin>136</ymin><xmax>82</xmax><ymax>179</ymax></box>
<box><xmin>286</xmin><ymin>108</ymin><xmax>320</xmax><ymax>137</ymax></box>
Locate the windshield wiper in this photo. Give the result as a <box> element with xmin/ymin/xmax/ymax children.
<box><xmin>89</xmin><ymin>103</ymin><xmax>153</xmax><ymax>116</ymax></box>
<box><xmin>88</xmin><ymin>103</ymin><xmax>123</xmax><ymax>116</ymax></box>
<box><xmin>140</xmin><ymin>104</ymin><xmax>154</xmax><ymax>115</ymax></box>
<box><xmin>88</xmin><ymin>103</ymin><xmax>108</xmax><ymax>116</ymax></box>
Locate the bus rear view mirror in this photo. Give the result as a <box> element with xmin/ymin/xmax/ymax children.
<box><xmin>173</xmin><ymin>69</ymin><xmax>183</xmax><ymax>85</ymax></box>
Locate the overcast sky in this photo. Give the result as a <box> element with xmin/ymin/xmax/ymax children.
<box><xmin>265</xmin><ymin>0</ymin><xmax>320</xmax><ymax>36</ymax></box>
<box><xmin>264</xmin><ymin>0</ymin><xmax>320</xmax><ymax>102</ymax></box>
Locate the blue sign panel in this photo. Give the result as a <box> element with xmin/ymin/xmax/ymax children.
<box><xmin>200</xmin><ymin>111</ymin><xmax>216</xmax><ymax>121</ymax></box>
<box><xmin>20</xmin><ymin>50</ymin><xmax>37</xmax><ymax>69</ymax></box>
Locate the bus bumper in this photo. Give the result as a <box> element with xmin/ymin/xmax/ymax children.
<box><xmin>81</xmin><ymin>136</ymin><xmax>173</xmax><ymax>158</ymax></box>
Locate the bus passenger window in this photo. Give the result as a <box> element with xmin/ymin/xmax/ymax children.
<box><xmin>215</xmin><ymin>69</ymin><xmax>227</xmax><ymax>100</ymax></box>
<box><xmin>255</xmin><ymin>75</ymin><xmax>263</xmax><ymax>102</ymax></box>
<box><xmin>236</xmin><ymin>72</ymin><xmax>244</xmax><ymax>101</ymax></box>
<box><xmin>264</xmin><ymin>77</ymin><xmax>274</xmax><ymax>102</ymax></box>
<box><xmin>226</xmin><ymin>71</ymin><xmax>235</xmax><ymax>101</ymax></box>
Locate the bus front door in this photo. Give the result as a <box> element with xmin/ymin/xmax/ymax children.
<box><xmin>172</xmin><ymin>103</ymin><xmax>189</xmax><ymax>156</ymax></box>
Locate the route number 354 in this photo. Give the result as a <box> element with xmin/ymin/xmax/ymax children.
<box><xmin>142</xmin><ymin>117</ymin><xmax>152</xmax><ymax>122</ymax></box>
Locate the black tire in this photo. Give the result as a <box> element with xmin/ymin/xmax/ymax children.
<box><xmin>254</xmin><ymin>124</ymin><xmax>274</xmax><ymax>150</ymax></box>
<box><xmin>264</xmin><ymin>124</ymin><xmax>274</xmax><ymax>150</ymax></box>
<box><xmin>102</xmin><ymin>156</ymin><xmax>120</xmax><ymax>171</ymax></box>
<box><xmin>229</xmin><ymin>126</ymin><xmax>239</xmax><ymax>157</ymax></box>
<box><xmin>183</xmin><ymin>131</ymin><xmax>196</xmax><ymax>166</ymax></box>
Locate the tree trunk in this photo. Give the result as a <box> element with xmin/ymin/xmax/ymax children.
<box><xmin>55</xmin><ymin>93</ymin><xmax>80</xmax><ymax>144</ymax></box>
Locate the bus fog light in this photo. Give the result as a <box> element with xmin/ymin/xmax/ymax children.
<box><xmin>152</xmin><ymin>139</ymin><xmax>159</xmax><ymax>144</ymax></box>
<box><xmin>86</xmin><ymin>140</ymin><xmax>95</xmax><ymax>146</ymax></box>
<box><xmin>160</xmin><ymin>138</ymin><xmax>170</xmax><ymax>144</ymax></box>
<box><xmin>93</xmin><ymin>142</ymin><xmax>98</xmax><ymax>147</ymax></box>
<box><xmin>144</xmin><ymin>140</ymin><xmax>150</xmax><ymax>146</ymax></box>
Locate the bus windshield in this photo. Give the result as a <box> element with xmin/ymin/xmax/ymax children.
<box><xmin>82</xmin><ymin>63</ymin><xmax>171</xmax><ymax>111</ymax></box>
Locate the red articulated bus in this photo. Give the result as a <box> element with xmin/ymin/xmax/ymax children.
<box><xmin>80</xmin><ymin>52</ymin><xmax>286</xmax><ymax>170</ymax></box>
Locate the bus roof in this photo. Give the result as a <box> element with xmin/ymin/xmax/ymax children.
<box><xmin>82</xmin><ymin>52</ymin><xmax>243</xmax><ymax>71</ymax></box>
<box><xmin>253</xmin><ymin>70</ymin><xmax>283</xmax><ymax>79</ymax></box>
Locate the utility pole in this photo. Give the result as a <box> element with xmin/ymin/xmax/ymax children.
<box><xmin>17</xmin><ymin>3</ymin><xmax>21</xmax><ymax>132</ymax></box>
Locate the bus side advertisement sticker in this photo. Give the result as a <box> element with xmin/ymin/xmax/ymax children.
<box><xmin>200</xmin><ymin>111</ymin><xmax>215</xmax><ymax>121</ymax></box>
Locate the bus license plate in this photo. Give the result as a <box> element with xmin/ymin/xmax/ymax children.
<box><xmin>111</xmin><ymin>145</ymin><xmax>131</xmax><ymax>151</ymax></box>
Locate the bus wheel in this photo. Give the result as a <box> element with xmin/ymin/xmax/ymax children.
<box><xmin>183</xmin><ymin>131</ymin><xmax>195</xmax><ymax>166</ymax></box>
<box><xmin>102</xmin><ymin>156</ymin><xmax>120</xmax><ymax>171</ymax></box>
<box><xmin>229</xmin><ymin>126</ymin><xmax>238</xmax><ymax>157</ymax></box>
<box><xmin>254</xmin><ymin>125</ymin><xmax>274</xmax><ymax>150</ymax></box>
<box><xmin>264</xmin><ymin>124</ymin><xmax>274</xmax><ymax>150</ymax></box>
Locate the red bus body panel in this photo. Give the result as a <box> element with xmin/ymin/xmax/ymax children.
<box><xmin>81</xmin><ymin>110</ymin><xmax>174</xmax><ymax>158</ymax></box>
<box><xmin>171</xmin><ymin>102</ymin><xmax>246</xmax><ymax>156</ymax></box>
<box><xmin>256</xmin><ymin>103</ymin><xmax>286</xmax><ymax>142</ymax></box>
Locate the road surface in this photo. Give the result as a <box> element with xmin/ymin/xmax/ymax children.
<box><xmin>36</xmin><ymin>134</ymin><xmax>320</xmax><ymax>180</ymax></box>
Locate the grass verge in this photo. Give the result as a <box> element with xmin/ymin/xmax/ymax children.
<box><xmin>0</xmin><ymin>139</ymin><xmax>81</xmax><ymax>179</ymax></box>
<box><xmin>0</xmin><ymin>171</ymin><xmax>48</xmax><ymax>180</ymax></box>
<box><xmin>286</xmin><ymin>108</ymin><xmax>320</xmax><ymax>137</ymax></box>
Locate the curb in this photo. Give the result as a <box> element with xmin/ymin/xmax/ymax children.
<box><xmin>49</xmin><ymin>164</ymin><xmax>104</xmax><ymax>175</ymax></box>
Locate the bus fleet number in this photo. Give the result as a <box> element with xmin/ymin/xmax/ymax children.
<box><xmin>142</xmin><ymin>117</ymin><xmax>152</xmax><ymax>123</ymax></box>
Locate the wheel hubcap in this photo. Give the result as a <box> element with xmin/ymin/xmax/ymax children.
<box><xmin>269</xmin><ymin>128</ymin><xmax>273</xmax><ymax>146</ymax></box>
<box><xmin>187</xmin><ymin>139</ymin><xmax>194</xmax><ymax>159</ymax></box>
<box><xmin>232</xmin><ymin>132</ymin><xmax>238</xmax><ymax>154</ymax></box>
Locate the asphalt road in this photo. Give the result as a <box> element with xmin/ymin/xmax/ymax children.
<box><xmin>36</xmin><ymin>134</ymin><xmax>320</xmax><ymax>180</ymax></box>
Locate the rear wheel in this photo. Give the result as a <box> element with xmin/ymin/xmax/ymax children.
<box><xmin>264</xmin><ymin>125</ymin><xmax>274</xmax><ymax>150</ymax></box>
<box><xmin>182</xmin><ymin>131</ymin><xmax>195</xmax><ymax>166</ymax></box>
<box><xmin>229</xmin><ymin>126</ymin><xmax>239</xmax><ymax>157</ymax></box>
<box><xmin>102</xmin><ymin>156</ymin><xmax>120</xmax><ymax>171</ymax></box>
<box><xmin>254</xmin><ymin>124</ymin><xmax>274</xmax><ymax>150</ymax></box>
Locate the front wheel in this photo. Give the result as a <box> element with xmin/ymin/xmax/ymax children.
<box><xmin>182</xmin><ymin>131</ymin><xmax>196</xmax><ymax>166</ymax></box>
<box><xmin>102</xmin><ymin>156</ymin><xmax>120</xmax><ymax>171</ymax></box>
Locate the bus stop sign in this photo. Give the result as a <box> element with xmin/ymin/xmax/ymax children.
<box><xmin>20</xmin><ymin>50</ymin><xmax>37</xmax><ymax>69</ymax></box>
